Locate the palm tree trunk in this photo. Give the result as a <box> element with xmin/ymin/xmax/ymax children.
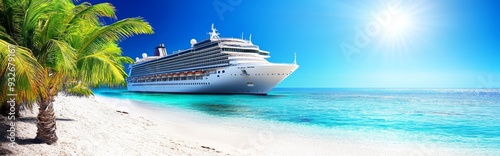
<box><xmin>35</xmin><ymin>96</ymin><xmax>58</xmax><ymax>144</ymax></box>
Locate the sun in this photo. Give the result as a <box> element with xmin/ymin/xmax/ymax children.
<box><xmin>375</xmin><ymin>2</ymin><xmax>426</xmax><ymax>56</ymax></box>
<box><xmin>386</xmin><ymin>13</ymin><xmax>414</xmax><ymax>37</ymax></box>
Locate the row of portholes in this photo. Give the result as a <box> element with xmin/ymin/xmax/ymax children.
<box><xmin>233</xmin><ymin>90</ymin><xmax>264</xmax><ymax>93</ymax></box>
<box><xmin>216</xmin><ymin>70</ymin><xmax>225</xmax><ymax>78</ymax></box>
<box><xmin>227</xmin><ymin>73</ymin><xmax>290</xmax><ymax>76</ymax></box>
<box><xmin>256</xmin><ymin>73</ymin><xmax>288</xmax><ymax>76</ymax></box>
<box><xmin>214</xmin><ymin>70</ymin><xmax>292</xmax><ymax>77</ymax></box>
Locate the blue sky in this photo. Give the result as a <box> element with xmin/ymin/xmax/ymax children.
<box><xmin>87</xmin><ymin>0</ymin><xmax>500</xmax><ymax>88</ymax></box>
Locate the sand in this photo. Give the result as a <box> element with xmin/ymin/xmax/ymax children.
<box><xmin>0</xmin><ymin>94</ymin><xmax>232</xmax><ymax>156</ymax></box>
<box><xmin>0</xmin><ymin>94</ymin><xmax>493</xmax><ymax>156</ymax></box>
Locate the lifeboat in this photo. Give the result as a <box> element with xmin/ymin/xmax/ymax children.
<box><xmin>195</xmin><ymin>71</ymin><xmax>203</xmax><ymax>76</ymax></box>
<box><xmin>161</xmin><ymin>74</ymin><xmax>167</xmax><ymax>78</ymax></box>
<box><xmin>167</xmin><ymin>73</ymin><xmax>173</xmax><ymax>78</ymax></box>
<box><xmin>187</xmin><ymin>71</ymin><xmax>194</xmax><ymax>77</ymax></box>
<box><xmin>173</xmin><ymin>73</ymin><xmax>180</xmax><ymax>77</ymax></box>
<box><xmin>179</xmin><ymin>72</ymin><xmax>187</xmax><ymax>77</ymax></box>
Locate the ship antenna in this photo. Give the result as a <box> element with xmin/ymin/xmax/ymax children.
<box><xmin>293</xmin><ymin>52</ymin><xmax>297</xmax><ymax>65</ymax></box>
<box><xmin>209</xmin><ymin>23</ymin><xmax>220</xmax><ymax>40</ymax></box>
<box><xmin>249</xmin><ymin>34</ymin><xmax>252</xmax><ymax>43</ymax></box>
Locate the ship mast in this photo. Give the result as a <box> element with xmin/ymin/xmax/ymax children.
<box><xmin>293</xmin><ymin>52</ymin><xmax>297</xmax><ymax>65</ymax></box>
<box><xmin>209</xmin><ymin>23</ymin><xmax>220</xmax><ymax>40</ymax></box>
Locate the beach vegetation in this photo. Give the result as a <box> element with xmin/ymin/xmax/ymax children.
<box><xmin>0</xmin><ymin>0</ymin><xmax>153</xmax><ymax>144</ymax></box>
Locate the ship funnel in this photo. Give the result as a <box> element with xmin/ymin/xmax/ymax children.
<box><xmin>154</xmin><ymin>44</ymin><xmax>168</xmax><ymax>57</ymax></box>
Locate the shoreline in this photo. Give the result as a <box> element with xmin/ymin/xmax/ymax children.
<box><xmin>1</xmin><ymin>94</ymin><xmax>497</xmax><ymax>155</ymax></box>
<box><xmin>87</xmin><ymin>95</ymin><xmax>499</xmax><ymax>155</ymax></box>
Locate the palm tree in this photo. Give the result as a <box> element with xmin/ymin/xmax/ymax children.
<box><xmin>0</xmin><ymin>0</ymin><xmax>153</xmax><ymax>144</ymax></box>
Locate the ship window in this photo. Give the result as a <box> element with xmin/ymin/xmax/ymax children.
<box><xmin>222</xmin><ymin>70</ymin><xmax>225</xmax><ymax>73</ymax></box>
<box><xmin>246</xmin><ymin>81</ymin><xmax>254</xmax><ymax>87</ymax></box>
<box><xmin>218</xmin><ymin>71</ymin><xmax>220</xmax><ymax>74</ymax></box>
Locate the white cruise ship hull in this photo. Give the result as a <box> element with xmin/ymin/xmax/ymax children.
<box><xmin>127</xmin><ymin>64</ymin><xmax>298</xmax><ymax>95</ymax></box>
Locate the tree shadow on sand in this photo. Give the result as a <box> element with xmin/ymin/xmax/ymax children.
<box><xmin>0</xmin><ymin>116</ymin><xmax>15</xmax><ymax>154</ymax></box>
<box><xmin>0</xmin><ymin>115</ymin><xmax>75</xmax><ymax>147</ymax></box>
<box><xmin>16</xmin><ymin>117</ymin><xmax>76</xmax><ymax>123</ymax></box>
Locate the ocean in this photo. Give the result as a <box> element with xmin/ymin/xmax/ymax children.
<box><xmin>95</xmin><ymin>88</ymin><xmax>500</xmax><ymax>154</ymax></box>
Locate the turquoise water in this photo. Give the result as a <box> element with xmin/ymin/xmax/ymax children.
<box><xmin>95</xmin><ymin>88</ymin><xmax>500</xmax><ymax>151</ymax></box>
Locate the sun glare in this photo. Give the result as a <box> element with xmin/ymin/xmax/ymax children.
<box><xmin>387</xmin><ymin>14</ymin><xmax>413</xmax><ymax>36</ymax></box>
<box><xmin>374</xmin><ymin>0</ymin><xmax>433</xmax><ymax>56</ymax></box>
<box><xmin>341</xmin><ymin>0</ymin><xmax>435</xmax><ymax>62</ymax></box>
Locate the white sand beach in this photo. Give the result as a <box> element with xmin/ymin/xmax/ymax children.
<box><xmin>0</xmin><ymin>94</ymin><xmax>233</xmax><ymax>155</ymax></box>
<box><xmin>0</xmin><ymin>94</ymin><xmax>491</xmax><ymax>156</ymax></box>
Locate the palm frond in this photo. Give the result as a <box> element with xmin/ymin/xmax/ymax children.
<box><xmin>69</xmin><ymin>2</ymin><xmax>116</xmax><ymax>25</ymax></box>
<box><xmin>39</xmin><ymin>39</ymin><xmax>77</xmax><ymax>75</ymax></box>
<box><xmin>65</xmin><ymin>82</ymin><xmax>94</xmax><ymax>97</ymax></box>
<box><xmin>0</xmin><ymin>39</ymin><xmax>45</xmax><ymax>106</ymax></box>
<box><xmin>21</xmin><ymin>0</ymin><xmax>59</xmax><ymax>46</ymax></box>
<box><xmin>77</xmin><ymin>18</ymin><xmax>153</xmax><ymax>56</ymax></box>
<box><xmin>77</xmin><ymin>43</ymin><xmax>132</xmax><ymax>87</ymax></box>
<box><xmin>1</xmin><ymin>0</ymin><xmax>25</xmax><ymax>42</ymax></box>
<box><xmin>0</xmin><ymin>28</ymin><xmax>17</xmax><ymax>44</ymax></box>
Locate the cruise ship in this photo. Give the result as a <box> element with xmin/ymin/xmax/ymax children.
<box><xmin>126</xmin><ymin>24</ymin><xmax>298</xmax><ymax>95</ymax></box>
